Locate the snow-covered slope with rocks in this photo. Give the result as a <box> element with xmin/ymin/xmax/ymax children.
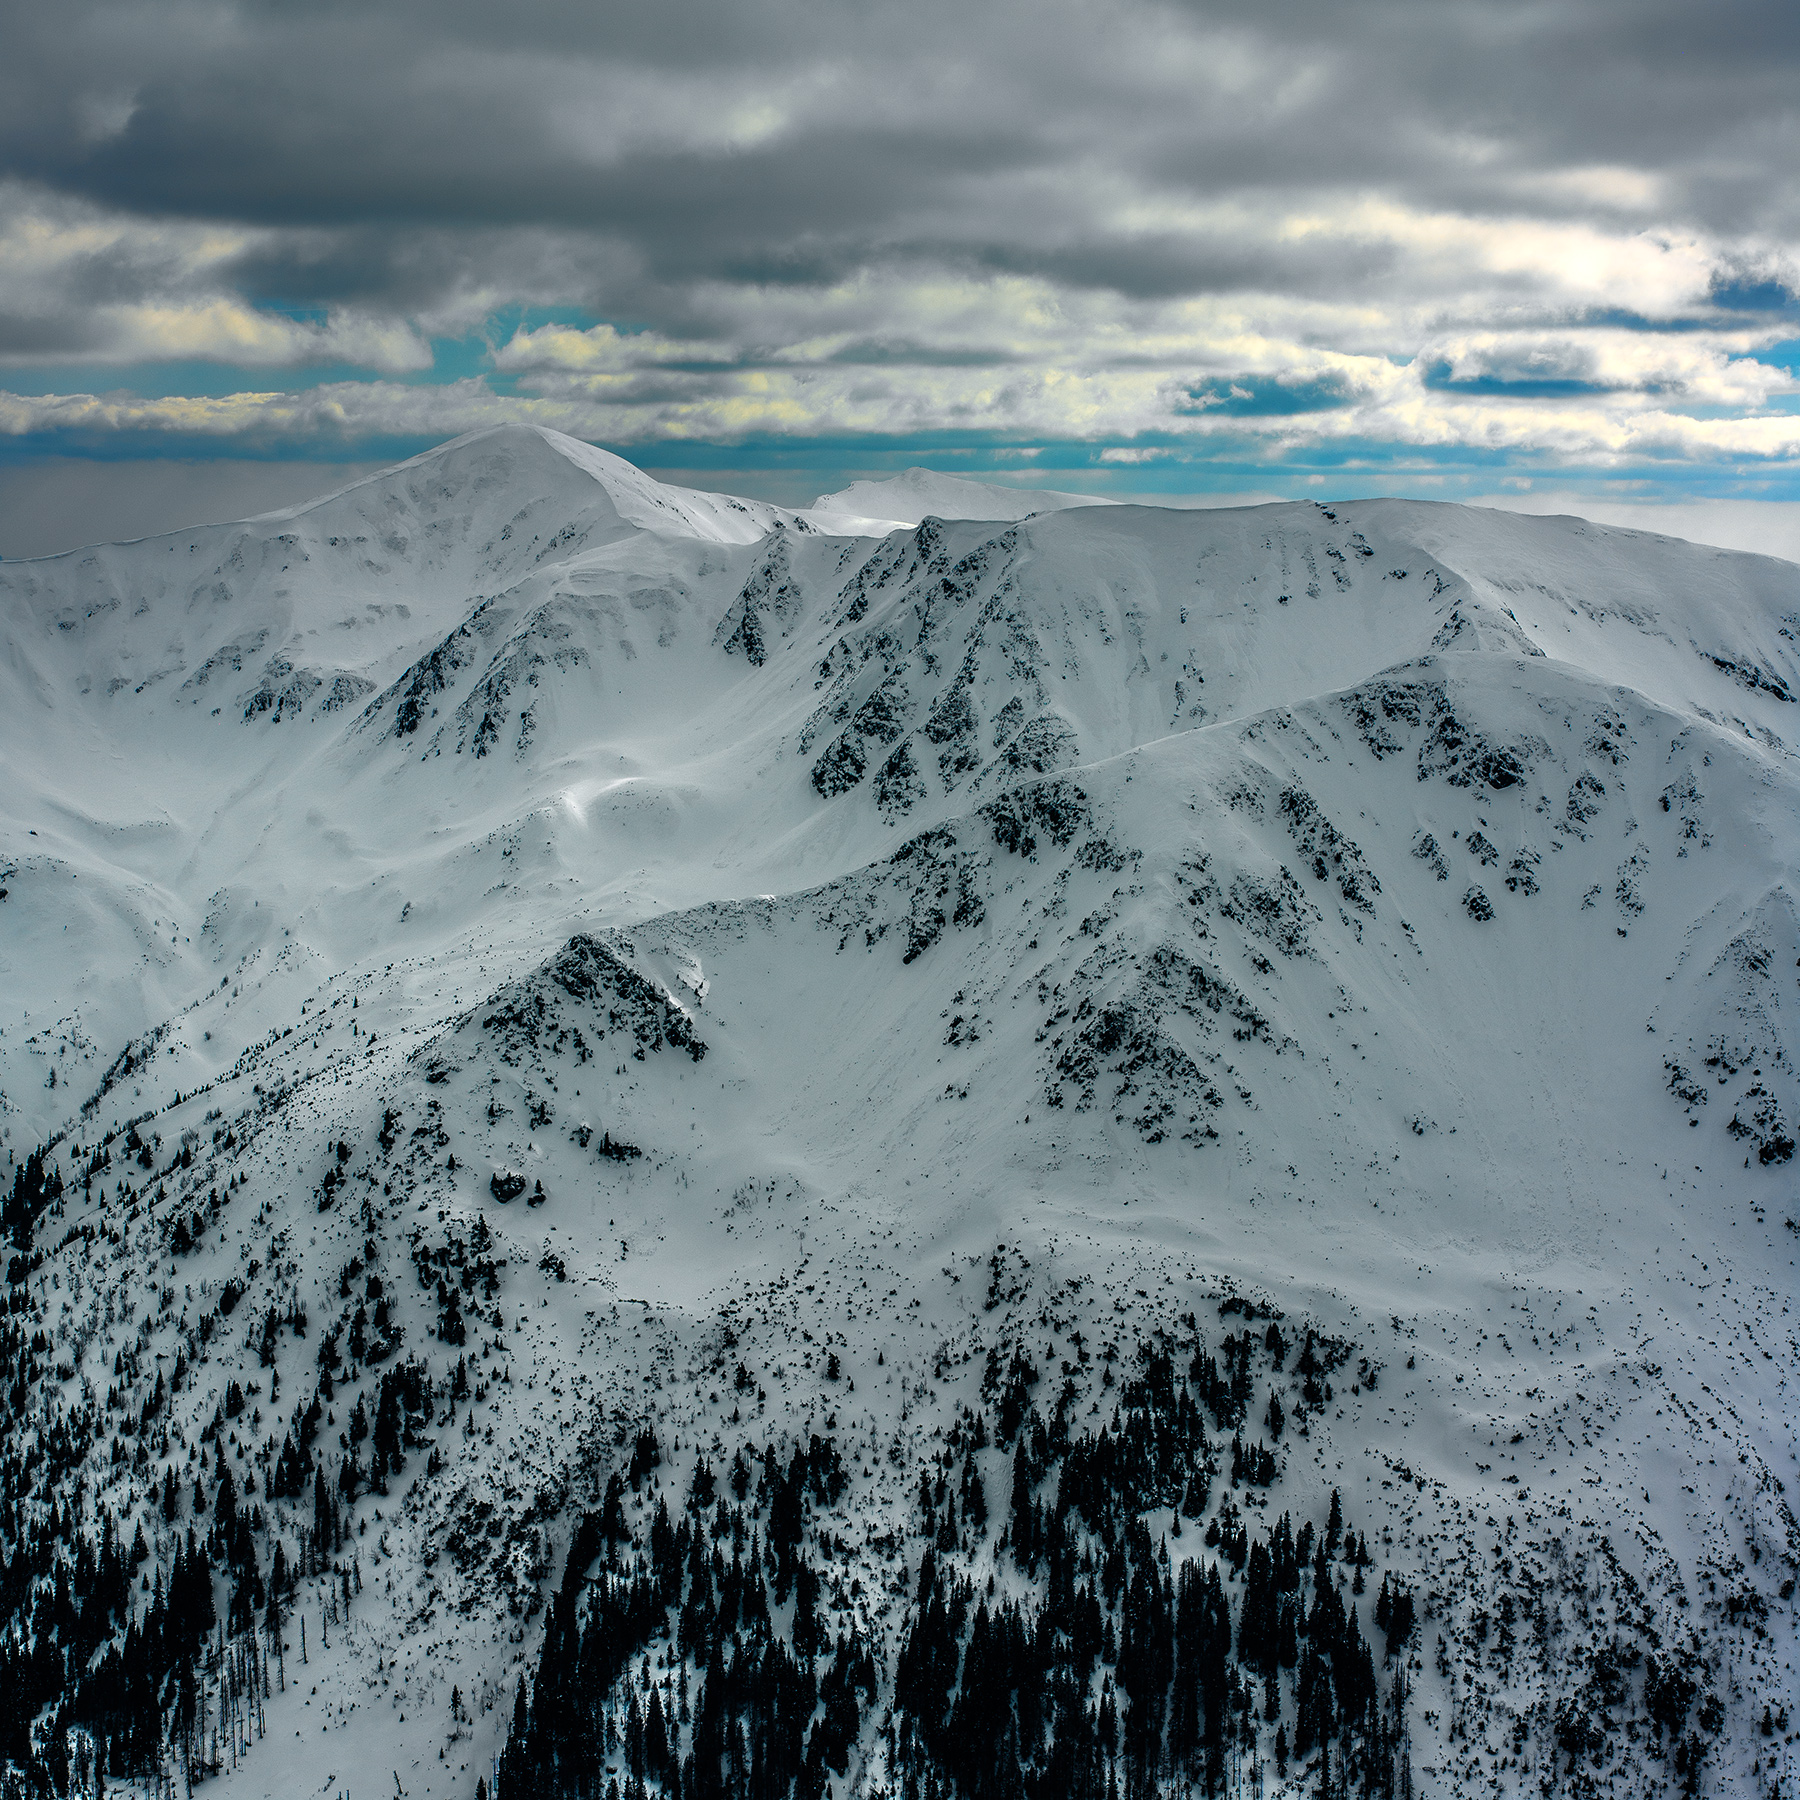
<box><xmin>2</xmin><ymin>425</ymin><xmax>1796</xmax><ymax>1800</ymax></box>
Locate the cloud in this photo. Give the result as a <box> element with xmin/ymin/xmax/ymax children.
<box><xmin>0</xmin><ymin>184</ymin><xmax>432</xmax><ymax>368</ymax></box>
<box><xmin>0</xmin><ymin>0</ymin><xmax>1792</xmax><ymax>481</ymax></box>
<box><xmin>494</xmin><ymin>322</ymin><xmax>733</xmax><ymax>374</ymax></box>
<box><xmin>9</xmin><ymin>357</ymin><xmax>1800</xmax><ymax>473</ymax></box>
<box><xmin>1419</xmin><ymin>329</ymin><xmax>1798</xmax><ymax>405</ymax></box>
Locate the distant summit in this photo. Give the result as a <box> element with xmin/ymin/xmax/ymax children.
<box><xmin>808</xmin><ymin>465</ymin><xmax>1122</xmax><ymax>528</ymax></box>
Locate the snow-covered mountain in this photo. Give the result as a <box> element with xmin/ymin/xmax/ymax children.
<box><xmin>2</xmin><ymin>424</ymin><xmax>1796</xmax><ymax>1800</ymax></box>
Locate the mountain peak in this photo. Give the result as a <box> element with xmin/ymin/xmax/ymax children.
<box><xmin>287</xmin><ymin>420</ymin><xmax>801</xmax><ymax>547</ymax></box>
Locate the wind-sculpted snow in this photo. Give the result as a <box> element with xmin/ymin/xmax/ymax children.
<box><xmin>2</xmin><ymin>432</ymin><xmax>1798</xmax><ymax>1800</ymax></box>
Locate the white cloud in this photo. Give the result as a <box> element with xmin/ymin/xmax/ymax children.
<box><xmin>1419</xmin><ymin>328</ymin><xmax>1798</xmax><ymax>405</ymax></box>
<box><xmin>494</xmin><ymin>322</ymin><xmax>730</xmax><ymax>373</ymax></box>
<box><xmin>0</xmin><ymin>185</ymin><xmax>431</xmax><ymax>369</ymax></box>
<box><xmin>104</xmin><ymin>303</ymin><xmax>431</xmax><ymax>370</ymax></box>
<box><xmin>8</xmin><ymin>355</ymin><xmax>1800</xmax><ymax>471</ymax></box>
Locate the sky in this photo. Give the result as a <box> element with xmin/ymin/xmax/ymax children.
<box><xmin>2</xmin><ymin>0</ymin><xmax>1799</xmax><ymax>559</ymax></box>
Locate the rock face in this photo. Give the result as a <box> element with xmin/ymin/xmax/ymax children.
<box><xmin>1</xmin><ymin>427</ymin><xmax>1797</xmax><ymax>1799</ymax></box>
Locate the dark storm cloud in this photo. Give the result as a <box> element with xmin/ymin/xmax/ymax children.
<box><xmin>0</xmin><ymin>311</ymin><xmax>111</xmax><ymax>357</ymax></box>
<box><xmin>1</xmin><ymin>0</ymin><xmax>1793</xmax><ymax>319</ymax></box>
<box><xmin>220</xmin><ymin>228</ymin><xmax>559</xmax><ymax>314</ymax></box>
<box><xmin>970</xmin><ymin>235</ymin><xmax>1408</xmax><ymax>306</ymax></box>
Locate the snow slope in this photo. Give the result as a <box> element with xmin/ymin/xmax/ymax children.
<box><xmin>2</xmin><ymin>426</ymin><xmax>1797</xmax><ymax>1800</ymax></box>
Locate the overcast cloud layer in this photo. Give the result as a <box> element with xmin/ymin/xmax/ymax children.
<box><xmin>1</xmin><ymin>0</ymin><xmax>1798</xmax><ymax>519</ymax></box>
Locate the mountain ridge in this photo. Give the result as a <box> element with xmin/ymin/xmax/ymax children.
<box><xmin>1</xmin><ymin>435</ymin><xmax>1796</xmax><ymax>1800</ymax></box>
